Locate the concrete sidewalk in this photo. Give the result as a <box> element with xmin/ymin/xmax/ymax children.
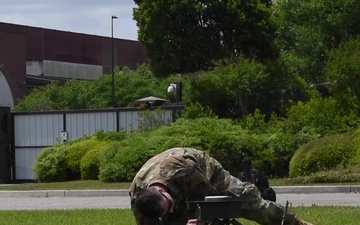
<box><xmin>0</xmin><ymin>185</ymin><xmax>359</xmax><ymax>198</ymax></box>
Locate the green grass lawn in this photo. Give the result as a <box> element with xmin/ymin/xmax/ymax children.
<box><xmin>1</xmin><ymin>179</ymin><xmax>359</xmax><ymax>191</ymax></box>
<box><xmin>0</xmin><ymin>206</ymin><xmax>359</xmax><ymax>225</ymax></box>
<box><xmin>0</xmin><ymin>180</ymin><xmax>130</xmax><ymax>191</ymax></box>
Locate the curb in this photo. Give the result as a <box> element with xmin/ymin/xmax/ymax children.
<box><xmin>0</xmin><ymin>186</ymin><xmax>359</xmax><ymax>198</ymax></box>
<box><xmin>273</xmin><ymin>185</ymin><xmax>360</xmax><ymax>194</ymax></box>
<box><xmin>0</xmin><ymin>189</ymin><xmax>129</xmax><ymax>198</ymax></box>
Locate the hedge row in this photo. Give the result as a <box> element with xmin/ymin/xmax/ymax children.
<box><xmin>33</xmin><ymin>132</ymin><xmax>125</xmax><ymax>182</ymax></box>
<box><xmin>33</xmin><ymin>117</ymin><xmax>320</xmax><ymax>182</ymax></box>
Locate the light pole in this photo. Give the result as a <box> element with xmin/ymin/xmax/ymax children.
<box><xmin>111</xmin><ymin>15</ymin><xmax>118</xmax><ymax>108</ymax></box>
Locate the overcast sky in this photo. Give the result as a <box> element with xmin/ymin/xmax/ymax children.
<box><xmin>0</xmin><ymin>0</ymin><xmax>139</xmax><ymax>40</ymax></box>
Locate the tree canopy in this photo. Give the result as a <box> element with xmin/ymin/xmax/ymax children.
<box><xmin>272</xmin><ymin>0</ymin><xmax>360</xmax><ymax>84</ymax></box>
<box><xmin>133</xmin><ymin>0</ymin><xmax>275</xmax><ymax>77</ymax></box>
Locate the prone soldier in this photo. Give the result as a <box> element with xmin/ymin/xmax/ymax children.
<box><xmin>129</xmin><ymin>147</ymin><xmax>314</xmax><ymax>225</ymax></box>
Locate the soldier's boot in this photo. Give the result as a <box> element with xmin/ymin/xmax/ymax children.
<box><xmin>295</xmin><ymin>219</ymin><xmax>314</xmax><ymax>225</ymax></box>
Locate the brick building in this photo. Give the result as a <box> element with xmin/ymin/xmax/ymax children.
<box><xmin>0</xmin><ymin>22</ymin><xmax>147</xmax><ymax>109</ymax></box>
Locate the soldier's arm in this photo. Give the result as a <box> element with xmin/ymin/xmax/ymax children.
<box><xmin>203</xmin><ymin>154</ymin><xmax>256</xmax><ymax>197</ymax></box>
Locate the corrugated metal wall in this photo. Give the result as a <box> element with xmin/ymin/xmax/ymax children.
<box><xmin>65</xmin><ymin>112</ymin><xmax>117</xmax><ymax>141</ymax></box>
<box><xmin>14</xmin><ymin>114</ymin><xmax>63</xmax><ymax>147</ymax></box>
<box><xmin>12</xmin><ymin>106</ymin><xmax>183</xmax><ymax>180</ymax></box>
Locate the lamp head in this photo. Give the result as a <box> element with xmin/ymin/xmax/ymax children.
<box><xmin>167</xmin><ymin>84</ymin><xmax>176</xmax><ymax>94</ymax></box>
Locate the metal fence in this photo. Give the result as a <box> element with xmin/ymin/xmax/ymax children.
<box><xmin>11</xmin><ymin>105</ymin><xmax>184</xmax><ymax>180</ymax></box>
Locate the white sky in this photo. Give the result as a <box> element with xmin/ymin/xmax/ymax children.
<box><xmin>0</xmin><ymin>0</ymin><xmax>139</xmax><ymax>40</ymax></box>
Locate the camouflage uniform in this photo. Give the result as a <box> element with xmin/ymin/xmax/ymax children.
<box><xmin>130</xmin><ymin>147</ymin><xmax>298</xmax><ymax>225</ymax></box>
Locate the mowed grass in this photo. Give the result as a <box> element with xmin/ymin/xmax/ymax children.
<box><xmin>1</xmin><ymin>179</ymin><xmax>360</xmax><ymax>191</ymax></box>
<box><xmin>0</xmin><ymin>180</ymin><xmax>130</xmax><ymax>191</ymax></box>
<box><xmin>0</xmin><ymin>206</ymin><xmax>359</xmax><ymax>225</ymax></box>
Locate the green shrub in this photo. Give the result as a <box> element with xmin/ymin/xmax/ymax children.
<box><xmin>98</xmin><ymin>117</ymin><xmax>293</xmax><ymax>181</ymax></box>
<box><xmin>289</xmin><ymin>133</ymin><xmax>358</xmax><ymax>177</ymax></box>
<box><xmin>99</xmin><ymin>136</ymin><xmax>155</xmax><ymax>182</ymax></box>
<box><xmin>66</xmin><ymin>138</ymin><xmax>98</xmax><ymax>179</ymax></box>
<box><xmin>184</xmin><ymin>102</ymin><xmax>217</xmax><ymax>119</ymax></box>
<box><xmin>326</xmin><ymin>36</ymin><xmax>360</xmax><ymax>113</ymax></box>
<box><xmin>207</xmin><ymin>131</ymin><xmax>266</xmax><ymax>175</ymax></box>
<box><xmin>33</xmin><ymin>144</ymin><xmax>70</xmax><ymax>182</ymax></box>
<box><xmin>285</xmin><ymin>94</ymin><xmax>358</xmax><ymax>136</ymax></box>
<box><xmin>94</xmin><ymin>130</ymin><xmax>127</xmax><ymax>141</ymax></box>
<box><xmin>80</xmin><ymin>141</ymin><xmax>117</xmax><ymax>180</ymax></box>
<box><xmin>284</xmin><ymin>168</ymin><xmax>360</xmax><ymax>184</ymax></box>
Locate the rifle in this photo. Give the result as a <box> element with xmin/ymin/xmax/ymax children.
<box><xmin>187</xmin><ymin>196</ymin><xmax>292</xmax><ymax>225</ymax></box>
<box><xmin>187</xmin><ymin>196</ymin><xmax>244</xmax><ymax>225</ymax></box>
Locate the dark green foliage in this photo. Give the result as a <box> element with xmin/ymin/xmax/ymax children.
<box><xmin>183</xmin><ymin>102</ymin><xmax>217</xmax><ymax>120</ymax></box>
<box><xmin>272</xmin><ymin>0</ymin><xmax>360</xmax><ymax>84</ymax></box>
<box><xmin>33</xmin><ymin>134</ymin><xmax>119</xmax><ymax>182</ymax></box>
<box><xmin>285</xmin><ymin>93</ymin><xmax>359</xmax><ymax>136</ymax></box>
<box><xmin>187</xmin><ymin>59</ymin><xmax>278</xmax><ymax>119</ymax></box>
<box><xmin>207</xmin><ymin>131</ymin><xmax>266</xmax><ymax>175</ymax></box>
<box><xmin>98</xmin><ymin>117</ymin><xmax>307</xmax><ymax>181</ymax></box>
<box><xmin>93</xmin><ymin>130</ymin><xmax>127</xmax><ymax>141</ymax></box>
<box><xmin>326</xmin><ymin>37</ymin><xmax>360</xmax><ymax>113</ymax></box>
<box><xmin>66</xmin><ymin>138</ymin><xmax>99</xmax><ymax>180</ymax></box>
<box><xmin>285</xmin><ymin>168</ymin><xmax>360</xmax><ymax>184</ymax></box>
<box><xmin>134</xmin><ymin>0</ymin><xmax>275</xmax><ymax>77</ymax></box>
<box><xmin>33</xmin><ymin>144</ymin><xmax>70</xmax><ymax>182</ymax></box>
<box><xmin>98</xmin><ymin>137</ymin><xmax>156</xmax><ymax>182</ymax></box>
<box><xmin>14</xmin><ymin>65</ymin><xmax>186</xmax><ymax>111</ymax></box>
<box><xmin>137</xmin><ymin>108</ymin><xmax>171</xmax><ymax>131</ymax></box>
<box><xmin>242</xmin><ymin>110</ymin><xmax>319</xmax><ymax>177</ymax></box>
<box><xmin>80</xmin><ymin>141</ymin><xmax>116</xmax><ymax>180</ymax></box>
<box><xmin>289</xmin><ymin>133</ymin><xmax>358</xmax><ymax>177</ymax></box>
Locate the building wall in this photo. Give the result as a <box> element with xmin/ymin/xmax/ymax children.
<box><xmin>0</xmin><ymin>71</ymin><xmax>15</xmax><ymax>109</ymax></box>
<box><xmin>43</xmin><ymin>60</ymin><xmax>103</xmax><ymax>80</ymax></box>
<box><xmin>0</xmin><ymin>24</ymin><xmax>27</xmax><ymax>106</ymax></box>
<box><xmin>0</xmin><ymin>22</ymin><xmax>148</xmax><ymax>107</ymax></box>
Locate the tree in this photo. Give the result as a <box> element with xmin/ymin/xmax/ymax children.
<box><xmin>14</xmin><ymin>65</ymin><xmax>181</xmax><ymax>111</ymax></box>
<box><xmin>326</xmin><ymin>37</ymin><xmax>360</xmax><ymax>113</ymax></box>
<box><xmin>272</xmin><ymin>0</ymin><xmax>360</xmax><ymax>84</ymax></box>
<box><xmin>187</xmin><ymin>58</ymin><xmax>274</xmax><ymax>119</ymax></box>
<box><xmin>133</xmin><ymin>0</ymin><xmax>275</xmax><ymax>77</ymax></box>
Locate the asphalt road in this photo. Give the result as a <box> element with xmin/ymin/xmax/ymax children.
<box><xmin>0</xmin><ymin>193</ymin><xmax>359</xmax><ymax>211</ymax></box>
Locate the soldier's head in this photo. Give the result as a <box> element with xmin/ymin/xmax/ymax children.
<box><xmin>134</xmin><ymin>186</ymin><xmax>174</xmax><ymax>220</ymax></box>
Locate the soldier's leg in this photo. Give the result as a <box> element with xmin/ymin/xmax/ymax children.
<box><xmin>232</xmin><ymin>182</ymin><xmax>294</xmax><ymax>225</ymax></box>
<box><xmin>205</xmin><ymin>156</ymin><xmax>313</xmax><ymax>225</ymax></box>
<box><xmin>236</xmin><ymin>182</ymin><xmax>312</xmax><ymax>225</ymax></box>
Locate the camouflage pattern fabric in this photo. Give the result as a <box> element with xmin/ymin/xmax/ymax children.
<box><xmin>129</xmin><ymin>147</ymin><xmax>298</xmax><ymax>225</ymax></box>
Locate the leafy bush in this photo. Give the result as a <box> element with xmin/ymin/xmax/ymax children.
<box><xmin>189</xmin><ymin>59</ymin><xmax>278</xmax><ymax>119</ymax></box>
<box><xmin>94</xmin><ymin>130</ymin><xmax>127</xmax><ymax>141</ymax></box>
<box><xmin>99</xmin><ymin>136</ymin><xmax>156</xmax><ymax>182</ymax></box>
<box><xmin>326</xmin><ymin>36</ymin><xmax>360</xmax><ymax>113</ymax></box>
<box><xmin>184</xmin><ymin>102</ymin><xmax>217</xmax><ymax>119</ymax></box>
<box><xmin>66</xmin><ymin>138</ymin><xmax>99</xmax><ymax>179</ymax></box>
<box><xmin>285</xmin><ymin>94</ymin><xmax>358</xmax><ymax>136</ymax></box>
<box><xmin>98</xmin><ymin>117</ymin><xmax>305</xmax><ymax>181</ymax></box>
<box><xmin>80</xmin><ymin>141</ymin><xmax>117</xmax><ymax>180</ymax></box>
<box><xmin>284</xmin><ymin>168</ymin><xmax>360</xmax><ymax>184</ymax></box>
<box><xmin>289</xmin><ymin>133</ymin><xmax>358</xmax><ymax>177</ymax></box>
<box><xmin>138</xmin><ymin>108</ymin><xmax>171</xmax><ymax>131</ymax></box>
<box><xmin>33</xmin><ymin>144</ymin><xmax>70</xmax><ymax>182</ymax></box>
